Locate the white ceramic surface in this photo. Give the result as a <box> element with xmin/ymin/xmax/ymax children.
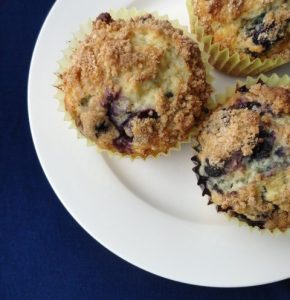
<box><xmin>28</xmin><ymin>0</ymin><xmax>290</xmax><ymax>287</ymax></box>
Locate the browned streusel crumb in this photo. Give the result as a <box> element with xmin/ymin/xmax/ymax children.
<box><xmin>198</xmin><ymin>109</ymin><xmax>260</xmax><ymax>165</ymax></box>
<box><xmin>212</xmin><ymin>181</ymin><xmax>276</xmax><ymax>219</ymax></box>
<box><xmin>248</xmin><ymin>84</ymin><xmax>290</xmax><ymax>115</ymax></box>
<box><xmin>193</xmin><ymin>81</ymin><xmax>290</xmax><ymax>231</ymax></box>
<box><xmin>188</xmin><ymin>0</ymin><xmax>290</xmax><ymax>61</ymax></box>
<box><xmin>60</xmin><ymin>13</ymin><xmax>211</xmax><ymax>158</ymax></box>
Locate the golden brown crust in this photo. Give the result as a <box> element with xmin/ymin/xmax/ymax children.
<box><xmin>199</xmin><ymin>83</ymin><xmax>290</xmax><ymax>165</ymax></box>
<box><xmin>190</xmin><ymin>0</ymin><xmax>290</xmax><ymax>61</ymax></box>
<box><xmin>60</xmin><ymin>13</ymin><xmax>211</xmax><ymax>158</ymax></box>
<box><xmin>199</xmin><ymin>109</ymin><xmax>260</xmax><ymax>165</ymax></box>
<box><xmin>248</xmin><ymin>84</ymin><xmax>290</xmax><ymax>115</ymax></box>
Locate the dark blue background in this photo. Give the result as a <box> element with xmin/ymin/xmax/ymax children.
<box><xmin>1</xmin><ymin>1</ymin><xmax>290</xmax><ymax>299</ymax></box>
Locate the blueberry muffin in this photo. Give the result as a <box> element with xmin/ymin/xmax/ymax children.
<box><xmin>187</xmin><ymin>0</ymin><xmax>290</xmax><ymax>75</ymax></box>
<box><xmin>59</xmin><ymin>13</ymin><xmax>211</xmax><ymax>158</ymax></box>
<box><xmin>192</xmin><ymin>80</ymin><xmax>290</xmax><ymax>231</ymax></box>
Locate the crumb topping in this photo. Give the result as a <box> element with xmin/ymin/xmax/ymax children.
<box><xmin>199</xmin><ymin>109</ymin><xmax>260</xmax><ymax>165</ymax></box>
<box><xmin>212</xmin><ymin>182</ymin><xmax>275</xmax><ymax>218</ymax></box>
<box><xmin>248</xmin><ymin>83</ymin><xmax>290</xmax><ymax>115</ymax></box>
<box><xmin>60</xmin><ymin>13</ymin><xmax>211</xmax><ymax>157</ymax></box>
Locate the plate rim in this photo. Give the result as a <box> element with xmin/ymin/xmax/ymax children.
<box><xmin>28</xmin><ymin>0</ymin><xmax>290</xmax><ymax>288</ymax></box>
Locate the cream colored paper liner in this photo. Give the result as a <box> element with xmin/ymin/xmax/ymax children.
<box><xmin>186</xmin><ymin>0</ymin><xmax>288</xmax><ymax>77</ymax></box>
<box><xmin>55</xmin><ymin>7</ymin><xmax>213</xmax><ymax>160</ymax></box>
<box><xmin>210</xmin><ymin>74</ymin><xmax>290</xmax><ymax>234</ymax></box>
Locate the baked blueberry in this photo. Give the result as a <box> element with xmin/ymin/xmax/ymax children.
<box><xmin>204</xmin><ymin>159</ymin><xmax>225</xmax><ymax>178</ymax></box>
<box><xmin>165</xmin><ymin>92</ymin><xmax>174</xmax><ymax>99</ymax></box>
<box><xmin>251</xmin><ymin>129</ymin><xmax>275</xmax><ymax>161</ymax></box>
<box><xmin>236</xmin><ymin>85</ymin><xmax>249</xmax><ymax>94</ymax></box>
<box><xmin>96</xmin><ymin>12</ymin><xmax>113</xmax><ymax>24</ymax></box>
<box><xmin>245</xmin><ymin>11</ymin><xmax>289</xmax><ymax>55</ymax></box>
<box><xmin>231</xmin><ymin>100</ymin><xmax>261</xmax><ymax>110</ymax></box>
<box><xmin>95</xmin><ymin>121</ymin><xmax>110</xmax><ymax>137</ymax></box>
<box><xmin>113</xmin><ymin>135</ymin><xmax>133</xmax><ymax>153</ymax></box>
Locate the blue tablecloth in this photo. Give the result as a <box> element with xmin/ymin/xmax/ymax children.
<box><xmin>1</xmin><ymin>1</ymin><xmax>290</xmax><ymax>299</ymax></box>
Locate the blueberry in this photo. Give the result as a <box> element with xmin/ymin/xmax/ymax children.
<box><xmin>165</xmin><ymin>92</ymin><xmax>174</xmax><ymax>99</ymax></box>
<box><xmin>247</xmin><ymin>12</ymin><xmax>266</xmax><ymax>30</ymax></box>
<box><xmin>80</xmin><ymin>95</ymin><xmax>91</xmax><ymax>106</ymax></box>
<box><xmin>231</xmin><ymin>99</ymin><xmax>261</xmax><ymax>110</ymax></box>
<box><xmin>247</xmin><ymin>102</ymin><xmax>262</xmax><ymax>110</ymax></box>
<box><xmin>236</xmin><ymin>85</ymin><xmax>249</xmax><ymax>93</ymax></box>
<box><xmin>204</xmin><ymin>159</ymin><xmax>225</xmax><ymax>177</ymax></box>
<box><xmin>101</xmin><ymin>91</ymin><xmax>120</xmax><ymax>109</ymax></box>
<box><xmin>257</xmin><ymin>79</ymin><xmax>265</xmax><ymax>85</ymax></box>
<box><xmin>275</xmin><ymin>147</ymin><xmax>285</xmax><ymax>157</ymax></box>
<box><xmin>139</xmin><ymin>14</ymin><xmax>152</xmax><ymax>22</ymax></box>
<box><xmin>251</xmin><ymin>129</ymin><xmax>275</xmax><ymax>160</ymax></box>
<box><xmin>137</xmin><ymin>109</ymin><xmax>158</xmax><ymax>119</ymax></box>
<box><xmin>102</xmin><ymin>91</ymin><xmax>159</xmax><ymax>153</ymax></box>
<box><xmin>102</xmin><ymin>92</ymin><xmax>131</xmax><ymax>128</ymax></box>
<box><xmin>96</xmin><ymin>13</ymin><xmax>113</xmax><ymax>24</ymax></box>
<box><xmin>95</xmin><ymin>121</ymin><xmax>110</xmax><ymax>137</ymax></box>
<box><xmin>113</xmin><ymin>135</ymin><xmax>132</xmax><ymax>153</ymax></box>
<box><xmin>252</xmin><ymin>22</ymin><xmax>275</xmax><ymax>51</ymax></box>
<box><xmin>244</xmin><ymin>13</ymin><xmax>288</xmax><ymax>53</ymax></box>
<box><xmin>224</xmin><ymin>151</ymin><xmax>243</xmax><ymax>172</ymax></box>
<box><xmin>202</xmin><ymin>107</ymin><xmax>210</xmax><ymax>114</ymax></box>
<box><xmin>246</xmin><ymin>49</ymin><xmax>259</xmax><ymax>58</ymax></box>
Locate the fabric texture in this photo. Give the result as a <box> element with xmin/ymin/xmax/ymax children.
<box><xmin>0</xmin><ymin>1</ymin><xmax>290</xmax><ymax>299</ymax></box>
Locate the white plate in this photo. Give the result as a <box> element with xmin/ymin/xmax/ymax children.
<box><xmin>28</xmin><ymin>0</ymin><xmax>290</xmax><ymax>287</ymax></box>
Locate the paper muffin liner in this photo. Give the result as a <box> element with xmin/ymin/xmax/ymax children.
<box><xmin>55</xmin><ymin>7</ymin><xmax>213</xmax><ymax>160</ymax></box>
<box><xmin>186</xmin><ymin>0</ymin><xmax>288</xmax><ymax>77</ymax></box>
<box><xmin>192</xmin><ymin>74</ymin><xmax>290</xmax><ymax>233</ymax></box>
<box><xmin>214</xmin><ymin>73</ymin><xmax>290</xmax><ymax>107</ymax></box>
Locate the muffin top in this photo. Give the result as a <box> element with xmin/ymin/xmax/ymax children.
<box><xmin>189</xmin><ymin>0</ymin><xmax>290</xmax><ymax>61</ymax></box>
<box><xmin>60</xmin><ymin>13</ymin><xmax>211</xmax><ymax>158</ymax></box>
<box><xmin>193</xmin><ymin>81</ymin><xmax>290</xmax><ymax>231</ymax></box>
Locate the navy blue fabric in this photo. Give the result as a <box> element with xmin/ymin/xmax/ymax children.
<box><xmin>0</xmin><ymin>1</ymin><xmax>290</xmax><ymax>299</ymax></box>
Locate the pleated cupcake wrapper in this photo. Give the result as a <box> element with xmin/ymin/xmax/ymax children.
<box><xmin>215</xmin><ymin>73</ymin><xmax>290</xmax><ymax>107</ymax></box>
<box><xmin>55</xmin><ymin>7</ymin><xmax>213</xmax><ymax>160</ymax></box>
<box><xmin>192</xmin><ymin>74</ymin><xmax>290</xmax><ymax>233</ymax></box>
<box><xmin>186</xmin><ymin>0</ymin><xmax>287</xmax><ymax>77</ymax></box>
